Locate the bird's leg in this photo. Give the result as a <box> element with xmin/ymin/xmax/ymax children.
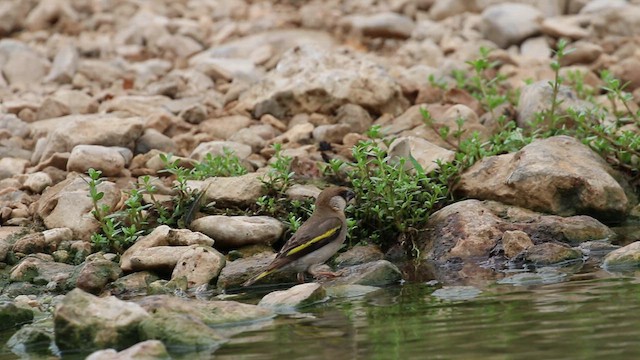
<box><xmin>297</xmin><ymin>272</ymin><xmax>306</xmax><ymax>283</ymax></box>
<box><xmin>308</xmin><ymin>264</ymin><xmax>344</xmax><ymax>280</ymax></box>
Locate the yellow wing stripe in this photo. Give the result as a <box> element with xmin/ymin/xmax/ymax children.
<box><xmin>286</xmin><ymin>226</ymin><xmax>340</xmax><ymax>256</ymax></box>
<box><xmin>252</xmin><ymin>269</ymin><xmax>275</xmax><ymax>282</ymax></box>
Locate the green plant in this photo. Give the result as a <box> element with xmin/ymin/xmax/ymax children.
<box><xmin>190</xmin><ymin>150</ymin><xmax>248</xmax><ymax>179</ymax></box>
<box><xmin>464</xmin><ymin>47</ymin><xmax>509</xmax><ymax>119</ymax></box>
<box><xmin>261</xmin><ymin>143</ymin><xmax>295</xmax><ymax>194</ymax></box>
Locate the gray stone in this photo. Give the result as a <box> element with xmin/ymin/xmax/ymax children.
<box><xmin>10</xmin><ymin>255</ymin><xmax>75</xmax><ymax>289</ymax></box>
<box><xmin>86</xmin><ymin>340</ymin><xmax>170</xmax><ymax>360</ymax></box>
<box><xmin>67</xmin><ymin>145</ymin><xmax>130</xmax><ymax>177</ymax></box>
<box><xmin>312</xmin><ymin>124</ymin><xmax>351</xmax><ymax>144</ymax></box>
<box><xmin>603</xmin><ymin>241</ymin><xmax>640</xmax><ymax>269</ymax></box>
<box><xmin>191</xmin><ymin>215</ymin><xmax>284</xmax><ymax>249</ymax></box>
<box><xmin>54</xmin><ymin>289</ymin><xmax>149</xmax><ymax>351</ymax></box>
<box><xmin>334</xmin><ymin>245</ymin><xmax>384</xmax><ymax>267</ymax></box>
<box><xmin>171</xmin><ymin>246</ymin><xmax>226</xmax><ymax>288</ymax></box>
<box><xmin>341</xmin><ymin>12</ymin><xmax>415</xmax><ymax>39</ymax></box>
<box><xmin>190</xmin><ymin>140</ymin><xmax>252</xmax><ymax>161</ymax></box>
<box><xmin>73</xmin><ymin>254</ymin><xmax>122</xmax><ymax>294</ymax></box>
<box><xmin>195</xmin><ymin>172</ymin><xmax>266</xmax><ymax>207</ymax></box>
<box><xmin>525</xmin><ymin>242</ymin><xmax>582</xmax><ymax>265</ymax></box>
<box><xmin>481</xmin><ymin>3</ymin><xmax>543</xmax><ymax>48</ymax></box>
<box><xmin>325</xmin><ymin>260</ymin><xmax>402</xmax><ymax>287</ymax></box>
<box><xmin>45</xmin><ymin>44</ymin><xmax>78</xmax><ymax>83</ymax></box>
<box><xmin>335</xmin><ymin>103</ymin><xmax>372</xmax><ymax>133</ymax></box>
<box><xmin>388</xmin><ymin>136</ymin><xmax>455</xmax><ymax>173</ymax></box>
<box><xmin>2</xmin><ymin>46</ymin><xmax>50</xmax><ymax>87</ymax></box>
<box><xmin>0</xmin><ymin>302</ymin><xmax>34</xmax><ymax>331</ymax></box>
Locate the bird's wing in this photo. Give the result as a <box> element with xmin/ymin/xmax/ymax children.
<box><xmin>270</xmin><ymin>216</ymin><xmax>344</xmax><ymax>268</ymax></box>
<box><xmin>242</xmin><ymin>216</ymin><xmax>343</xmax><ymax>287</ymax></box>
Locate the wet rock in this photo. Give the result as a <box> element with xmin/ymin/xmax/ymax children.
<box><xmin>120</xmin><ymin>226</ymin><xmax>214</xmax><ymax>272</ymax></box>
<box><xmin>54</xmin><ymin>288</ymin><xmax>149</xmax><ymax>351</ymax></box>
<box><xmin>10</xmin><ymin>255</ymin><xmax>75</xmax><ymax>289</ymax></box>
<box><xmin>458</xmin><ymin>136</ymin><xmax>631</xmax><ymax>219</ymax></box>
<box><xmin>190</xmin><ymin>140</ymin><xmax>252</xmax><ymax>161</ymax></box>
<box><xmin>135</xmin><ymin>295</ymin><xmax>273</xmax><ymax>325</ymax></box>
<box><xmin>7</xmin><ymin>321</ymin><xmax>55</xmax><ymax>357</ymax></box>
<box><xmin>432</xmin><ymin>286</ymin><xmax>482</xmax><ymax>301</ymax></box>
<box><xmin>196</xmin><ymin>172</ymin><xmax>266</xmax><ymax>207</ymax></box>
<box><xmin>502</xmin><ymin>230</ymin><xmax>534</xmax><ymax>259</ymax></box>
<box><xmin>86</xmin><ymin>340</ymin><xmax>170</xmax><ymax>360</ymax></box>
<box><xmin>420</xmin><ymin>200</ymin><xmax>615</xmax><ymax>284</ymax></box>
<box><xmin>324</xmin><ymin>284</ymin><xmax>381</xmax><ymax>298</ymax></box>
<box><xmin>138</xmin><ymin>311</ymin><xmax>225</xmax><ymax>351</ymax></box>
<box><xmin>67</xmin><ymin>145</ymin><xmax>130</xmax><ymax>176</ymax></box>
<box><xmin>498</xmin><ymin>267</ymin><xmax>568</xmax><ymax>286</ymax></box>
<box><xmin>341</xmin><ymin>12</ymin><xmax>415</xmax><ymax>39</ymax></box>
<box><xmin>107</xmin><ymin>271</ymin><xmax>160</xmax><ymax>297</ymax></box>
<box><xmin>239</xmin><ymin>45</ymin><xmax>408</xmax><ymax>118</ymax></box>
<box><xmin>191</xmin><ymin>215</ymin><xmax>284</xmax><ymax>249</ymax></box>
<box><xmin>74</xmin><ymin>254</ymin><xmax>122</xmax><ymax>294</ymax></box>
<box><xmin>334</xmin><ymin>245</ymin><xmax>384</xmax><ymax>267</ymax></box>
<box><xmin>0</xmin><ymin>302</ymin><xmax>34</xmax><ymax>331</ymax></box>
<box><xmin>388</xmin><ymin>136</ymin><xmax>455</xmax><ymax>173</ymax></box>
<box><xmin>171</xmin><ymin>245</ymin><xmax>226</xmax><ymax>288</ymax></box>
<box><xmin>325</xmin><ymin>260</ymin><xmax>402</xmax><ymax>287</ymax></box>
<box><xmin>259</xmin><ymin>283</ymin><xmax>326</xmax><ymax>312</ymax></box>
<box><xmin>36</xmin><ymin>175</ymin><xmax>121</xmax><ymax>240</ymax></box>
<box><xmin>481</xmin><ymin>3</ymin><xmax>543</xmax><ymax>48</ymax></box>
<box><xmin>12</xmin><ymin>233</ymin><xmax>47</xmax><ymax>254</ymax></box>
<box><xmin>603</xmin><ymin>241</ymin><xmax>640</xmax><ymax>269</ymax></box>
<box><xmin>525</xmin><ymin>242</ymin><xmax>582</xmax><ymax>265</ymax></box>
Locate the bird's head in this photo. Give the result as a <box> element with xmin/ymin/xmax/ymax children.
<box><xmin>316</xmin><ymin>186</ymin><xmax>355</xmax><ymax>213</ymax></box>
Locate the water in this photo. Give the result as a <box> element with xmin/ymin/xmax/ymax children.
<box><xmin>2</xmin><ymin>268</ymin><xmax>640</xmax><ymax>359</ymax></box>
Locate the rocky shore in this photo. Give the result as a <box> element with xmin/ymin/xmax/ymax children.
<box><xmin>0</xmin><ymin>0</ymin><xmax>639</xmax><ymax>358</ymax></box>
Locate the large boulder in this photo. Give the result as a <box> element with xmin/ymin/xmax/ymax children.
<box><xmin>457</xmin><ymin>136</ymin><xmax>632</xmax><ymax>220</ymax></box>
<box><xmin>54</xmin><ymin>288</ymin><xmax>149</xmax><ymax>351</ymax></box>
<box><xmin>238</xmin><ymin>45</ymin><xmax>408</xmax><ymax>118</ymax></box>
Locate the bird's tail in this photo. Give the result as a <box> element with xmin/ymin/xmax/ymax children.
<box><xmin>242</xmin><ymin>269</ymin><xmax>275</xmax><ymax>287</ymax></box>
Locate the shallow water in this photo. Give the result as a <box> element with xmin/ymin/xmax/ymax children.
<box><xmin>3</xmin><ymin>268</ymin><xmax>640</xmax><ymax>359</ymax></box>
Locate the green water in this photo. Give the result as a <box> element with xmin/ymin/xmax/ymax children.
<box><xmin>216</xmin><ymin>270</ymin><xmax>640</xmax><ymax>360</ymax></box>
<box><xmin>2</xmin><ymin>268</ymin><xmax>640</xmax><ymax>359</ymax></box>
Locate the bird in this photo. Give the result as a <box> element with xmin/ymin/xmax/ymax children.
<box><xmin>243</xmin><ymin>186</ymin><xmax>355</xmax><ymax>287</ymax></box>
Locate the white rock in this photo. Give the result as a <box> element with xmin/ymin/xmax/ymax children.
<box><xmin>190</xmin><ymin>215</ymin><xmax>284</xmax><ymax>248</ymax></box>
<box><xmin>259</xmin><ymin>283</ymin><xmax>326</xmax><ymax>312</ymax></box>
<box><xmin>0</xmin><ymin>158</ymin><xmax>29</xmax><ymax>180</ymax></box>
<box><xmin>481</xmin><ymin>3</ymin><xmax>543</xmax><ymax>48</ymax></box>
<box><xmin>171</xmin><ymin>246</ymin><xmax>226</xmax><ymax>288</ymax></box>
<box><xmin>22</xmin><ymin>171</ymin><xmax>52</xmax><ymax>193</ymax></box>
<box><xmin>67</xmin><ymin>145</ymin><xmax>131</xmax><ymax>177</ymax></box>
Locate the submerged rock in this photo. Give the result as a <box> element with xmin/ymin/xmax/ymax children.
<box><xmin>603</xmin><ymin>241</ymin><xmax>640</xmax><ymax>269</ymax></box>
<box><xmin>86</xmin><ymin>340</ymin><xmax>170</xmax><ymax>360</ymax></box>
<box><xmin>259</xmin><ymin>283</ymin><xmax>326</xmax><ymax>312</ymax></box>
<box><xmin>0</xmin><ymin>302</ymin><xmax>34</xmax><ymax>331</ymax></box>
<box><xmin>138</xmin><ymin>312</ymin><xmax>225</xmax><ymax>352</ymax></box>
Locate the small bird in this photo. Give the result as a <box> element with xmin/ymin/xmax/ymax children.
<box><xmin>243</xmin><ymin>186</ymin><xmax>355</xmax><ymax>287</ymax></box>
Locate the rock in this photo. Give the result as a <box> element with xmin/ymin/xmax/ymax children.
<box><xmin>190</xmin><ymin>57</ymin><xmax>263</xmax><ymax>82</ymax></box>
<box><xmin>335</xmin><ymin>103</ymin><xmax>373</xmax><ymax>133</ymax></box>
<box><xmin>10</xmin><ymin>255</ymin><xmax>75</xmax><ymax>289</ymax></box>
<box><xmin>37</xmin><ymin>90</ymin><xmax>98</xmax><ymax>119</ymax></box>
<box><xmin>135</xmin><ymin>129</ymin><xmax>178</xmax><ymax>155</ymax></box>
<box><xmin>341</xmin><ymin>12</ymin><xmax>415</xmax><ymax>39</ymax></box>
<box><xmin>239</xmin><ymin>45</ymin><xmax>408</xmax><ymax>118</ymax></box>
<box><xmin>388</xmin><ymin>136</ymin><xmax>456</xmax><ymax>173</ymax></box>
<box><xmin>7</xmin><ymin>321</ymin><xmax>55</xmax><ymax>357</ymax></box>
<box><xmin>107</xmin><ymin>271</ymin><xmax>160</xmax><ymax>297</ymax></box>
<box><xmin>228</xmin><ymin>124</ymin><xmax>275</xmax><ymax>152</ymax></box>
<box><xmin>74</xmin><ymin>254</ymin><xmax>123</xmax><ymax>294</ymax></box>
<box><xmin>540</xmin><ymin>17</ymin><xmax>590</xmax><ymax>40</ymax></box>
<box><xmin>520</xmin><ymin>37</ymin><xmax>551</xmax><ymax>60</ymax></box>
<box><xmin>0</xmin><ymin>1</ymin><xmax>31</xmax><ymax>36</ymax></box>
<box><xmin>12</xmin><ymin>233</ymin><xmax>47</xmax><ymax>254</ymax></box>
<box><xmin>431</xmin><ymin>286</ymin><xmax>482</xmax><ymax>301</ymax></box>
<box><xmin>525</xmin><ymin>242</ymin><xmax>582</xmax><ymax>265</ymax></box>
<box><xmin>0</xmin><ymin>157</ymin><xmax>29</xmax><ymax>180</ymax></box>
<box><xmin>195</xmin><ymin>172</ymin><xmax>266</xmax><ymax>207</ymax></box>
<box><xmin>24</xmin><ymin>0</ymin><xmax>78</xmax><ymax>31</ymax></box>
<box><xmin>334</xmin><ymin>245</ymin><xmax>385</xmax><ymax>267</ymax></box>
<box><xmin>259</xmin><ymin>283</ymin><xmax>326</xmax><ymax>312</ymax></box>
<box><xmin>45</xmin><ymin>44</ymin><xmax>78</xmax><ymax>84</ymax></box>
<box><xmin>0</xmin><ymin>302</ymin><xmax>34</xmax><ymax>331</ymax></box>
<box><xmin>560</xmin><ymin>41</ymin><xmax>602</xmax><ymax>66</ymax></box>
<box><xmin>67</xmin><ymin>145</ymin><xmax>130</xmax><ymax>176</ymax></box>
<box><xmin>54</xmin><ymin>288</ymin><xmax>149</xmax><ymax>351</ymax></box>
<box><xmin>127</xmin><ymin>246</ymin><xmax>193</xmax><ymax>273</ymax></box>
<box><xmin>0</xmin><ymin>113</ymin><xmax>30</xmax><ymax>137</ymax></box>
<box><xmin>498</xmin><ymin>267</ymin><xmax>567</xmax><ymax>286</ymax></box>
<box><xmin>199</xmin><ymin>115</ymin><xmax>253</xmax><ymax>140</ymax></box>
<box><xmin>611</xmin><ymin>57</ymin><xmax>640</xmax><ymax>91</ymax></box>
<box><xmin>2</xmin><ymin>46</ymin><xmax>50</xmax><ymax>88</ymax></box>
<box><xmin>135</xmin><ymin>295</ymin><xmax>273</xmax><ymax>325</ymax></box>
<box><xmin>36</xmin><ymin>175</ymin><xmax>121</xmax><ymax>240</ymax></box>
<box><xmin>171</xmin><ymin>246</ymin><xmax>226</xmax><ymax>288</ymax></box>
<box><xmin>324</xmin><ymin>284</ymin><xmax>381</xmax><ymax>298</ymax></box>
<box><xmin>516</xmin><ymin>81</ymin><xmax>594</xmax><ymax>128</ymax></box>
<box><xmin>591</xmin><ymin>5</ymin><xmax>640</xmax><ymax>37</ymax></box>
<box><xmin>22</xmin><ymin>172</ymin><xmax>52</xmax><ymax>193</ymax></box>
<box><xmin>420</xmin><ymin>200</ymin><xmax>615</xmax><ymax>283</ymax></box>
<box><xmin>86</xmin><ymin>340</ymin><xmax>170</xmax><ymax>360</ymax></box>
<box><xmin>217</xmin><ymin>252</ymin><xmax>299</xmax><ymax>289</ymax></box>
<box><xmin>190</xmin><ymin>140</ymin><xmax>252</xmax><ymax>161</ymax></box>
<box><xmin>285</xmin><ymin>184</ymin><xmax>322</xmax><ymax>201</ymax></box>
<box><xmin>31</xmin><ymin>115</ymin><xmax>144</xmax><ymax>164</ymax></box>
<box><xmin>603</xmin><ymin>241</ymin><xmax>640</xmax><ymax>269</ymax></box>
<box><xmin>190</xmin><ymin>215</ymin><xmax>284</xmax><ymax>249</ymax></box>
<box><xmin>325</xmin><ymin>260</ymin><xmax>402</xmax><ymax>287</ymax></box>
<box><xmin>120</xmin><ymin>226</ymin><xmax>215</xmax><ymax>272</ymax></box>
<box><xmin>458</xmin><ymin>136</ymin><xmax>631</xmax><ymax>220</ymax></box>
<box><xmin>502</xmin><ymin>230</ymin><xmax>534</xmax><ymax>259</ymax></box>
<box><xmin>312</xmin><ymin>124</ymin><xmax>351</xmax><ymax>144</ymax></box>
<box><xmin>138</xmin><ymin>311</ymin><xmax>225</xmax><ymax>351</ymax></box>
<box><xmin>430</xmin><ymin>0</ymin><xmax>479</xmax><ymax>20</ymax></box>
<box><xmin>481</xmin><ymin>3</ymin><xmax>543</xmax><ymax>48</ymax></box>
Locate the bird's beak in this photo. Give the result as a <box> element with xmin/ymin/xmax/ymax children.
<box><xmin>345</xmin><ymin>189</ymin><xmax>356</xmax><ymax>203</ymax></box>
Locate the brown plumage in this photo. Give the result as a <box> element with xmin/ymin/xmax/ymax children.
<box><xmin>243</xmin><ymin>186</ymin><xmax>355</xmax><ymax>287</ymax></box>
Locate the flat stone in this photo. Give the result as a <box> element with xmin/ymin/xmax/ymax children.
<box><xmin>190</xmin><ymin>215</ymin><xmax>284</xmax><ymax>249</ymax></box>
<box><xmin>482</xmin><ymin>3</ymin><xmax>543</xmax><ymax>48</ymax></box>
<box><xmin>259</xmin><ymin>283</ymin><xmax>326</xmax><ymax>312</ymax></box>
